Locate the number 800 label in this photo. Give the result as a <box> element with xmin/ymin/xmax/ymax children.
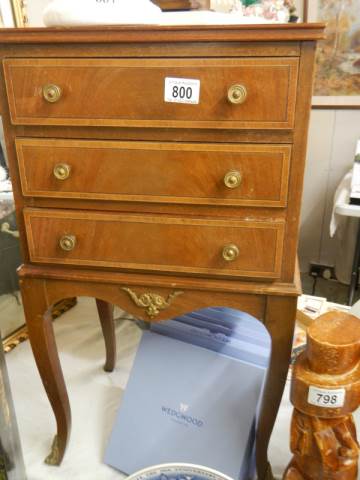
<box><xmin>164</xmin><ymin>77</ymin><xmax>200</xmax><ymax>105</ymax></box>
<box><xmin>308</xmin><ymin>386</ymin><xmax>345</xmax><ymax>408</ymax></box>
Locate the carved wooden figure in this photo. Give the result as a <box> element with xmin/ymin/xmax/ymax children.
<box><xmin>284</xmin><ymin>312</ymin><xmax>360</xmax><ymax>480</ymax></box>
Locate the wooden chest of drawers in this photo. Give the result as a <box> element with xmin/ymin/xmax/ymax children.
<box><xmin>0</xmin><ymin>24</ymin><xmax>324</xmax><ymax>479</ymax></box>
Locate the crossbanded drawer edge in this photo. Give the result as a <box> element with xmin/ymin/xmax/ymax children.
<box><xmin>24</xmin><ymin>208</ymin><xmax>285</xmax><ymax>279</ymax></box>
<box><xmin>4</xmin><ymin>57</ymin><xmax>299</xmax><ymax>130</ymax></box>
<box><xmin>16</xmin><ymin>138</ymin><xmax>292</xmax><ymax>208</ymax></box>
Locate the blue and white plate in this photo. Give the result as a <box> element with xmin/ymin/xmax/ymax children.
<box><xmin>127</xmin><ymin>463</ymin><xmax>234</xmax><ymax>480</ymax></box>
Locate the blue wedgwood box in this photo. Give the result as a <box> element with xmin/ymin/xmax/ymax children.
<box><xmin>105</xmin><ymin>310</ymin><xmax>270</xmax><ymax>479</ymax></box>
<box><xmin>151</xmin><ymin>308</ymin><xmax>270</xmax><ymax>368</ymax></box>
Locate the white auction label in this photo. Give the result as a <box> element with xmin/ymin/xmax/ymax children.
<box><xmin>164</xmin><ymin>77</ymin><xmax>200</xmax><ymax>104</ymax></box>
<box><xmin>307</xmin><ymin>386</ymin><xmax>345</xmax><ymax>408</ymax></box>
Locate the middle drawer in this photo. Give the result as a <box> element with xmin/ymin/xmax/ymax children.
<box><xmin>17</xmin><ymin>139</ymin><xmax>291</xmax><ymax>208</ymax></box>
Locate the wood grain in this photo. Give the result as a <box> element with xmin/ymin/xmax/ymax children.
<box><xmin>11</xmin><ymin>124</ymin><xmax>295</xmax><ymax>144</ymax></box>
<box><xmin>24</xmin><ymin>208</ymin><xmax>285</xmax><ymax>279</ymax></box>
<box><xmin>16</xmin><ymin>138</ymin><xmax>291</xmax><ymax>207</ymax></box>
<box><xmin>0</xmin><ymin>42</ymin><xmax>301</xmax><ymax>59</ymax></box>
<box><xmin>4</xmin><ymin>58</ymin><xmax>298</xmax><ymax>129</ymax></box>
<box><xmin>18</xmin><ymin>263</ymin><xmax>301</xmax><ymax>297</ymax></box>
<box><xmin>285</xmin><ymin>311</ymin><xmax>360</xmax><ymax>480</ymax></box>
<box><xmin>281</xmin><ymin>42</ymin><xmax>317</xmax><ymax>281</ymax></box>
<box><xmin>0</xmin><ymin>24</ymin><xmax>326</xmax><ymax>44</ymax></box>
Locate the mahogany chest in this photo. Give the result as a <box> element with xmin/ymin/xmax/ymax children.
<box><xmin>0</xmin><ymin>24</ymin><xmax>324</xmax><ymax>479</ymax></box>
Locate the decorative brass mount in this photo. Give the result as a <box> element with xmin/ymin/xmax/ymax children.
<box><xmin>45</xmin><ymin>435</ymin><xmax>61</xmax><ymax>466</ymax></box>
<box><xmin>121</xmin><ymin>287</ymin><xmax>184</xmax><ymax>318</ymax></box>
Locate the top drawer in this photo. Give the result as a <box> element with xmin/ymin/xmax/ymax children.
<box><xmin>3</xmin><ymin>58</ymin><xmax>298</xmax><ymax>130</ymax></box>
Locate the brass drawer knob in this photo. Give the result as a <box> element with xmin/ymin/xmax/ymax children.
<box><xmin>53</xmin><ymin>163</ymin><xmax>71</xmax><ymax>180</ymax></box>
<box><xmin>227</xmin><ymin>84</ymin><xmax>247</xmax><ymax>104</ymax></box>
<box><xmin>43</xmin><ymin>84</ymin><xmax>62</xmax><ymax>103</ymax></box>
<box><xmin>224</xmin><ymin>170</ymin><xmax>242</xmax><ymax>189</ymax></box>
<box><xmin>222</xmin><ymin>244</ymin><xmax>239</xmax><ymax>262</ymax></box>
<box><xmin>59</xmin><ymin>235</ymin><xmax>76</xmax><ymax>251</ymax></box>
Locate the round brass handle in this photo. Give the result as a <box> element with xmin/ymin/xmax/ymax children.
<box><xmin>224</xmin><ymin>170</ymin><xmax>242</xmax><ymax>189</ymax></box>
<box><xmin>222</xmin><ymin>244</ymin><xmax>239</xmax><ymax>262</ymax></box>
<box><xmin>59</xmin><ymin>235</ymin><xmax>76</xmax><ymax>252</ymax></box>
<box><xmin>53</xmin><ymin>163</ymin><xmax>71</xmax><ymax>180</ymax></box>
<box><xmin>227</xmin><ymin>84</ymin><xmax>247</xmax><ymax>105</ymax></box>
<box><xmin>43</xmin><ymin>84</ymin><xmax>62</xmax><ymax>103</ymax></box>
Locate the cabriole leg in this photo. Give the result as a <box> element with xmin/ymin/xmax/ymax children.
<box><xmin>20</xmin><ymin>278</ymin><xmax>71</xmax><ymax>466</ymax></box>
<box><xmin>256</xmin><ymin>296</ymin><xmax>297</xmax><ymax>480</ymax></box>
<box><xmin>95</xmin><ymin>299</ymin><xmax>116</xmax><ymax>372</ymax></box>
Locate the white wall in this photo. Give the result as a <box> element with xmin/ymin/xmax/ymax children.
<box><xmin>299</xmin><ymin>110</ymin><xmax>360</xmax><ymax>272</ymax></box>
<box><xmin>26</xmin><ymin>0</ymin><xmax>50</xmax><ymax>26</ymax></box>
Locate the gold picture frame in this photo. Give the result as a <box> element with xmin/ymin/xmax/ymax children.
<box><xmin>0</xmin><ymin>0</ymin><xmax>27</xmax><ymax>28</ymax></box>
<box><xmin>2</xmin><ymin>298</ymin><xmax>77</xmax><ymax>353</ymax></box>
<box><xmin>11</xmin><ymin>0</ymin><xmax>27</xmax><ymax>27</ymax></box>
<box><xmin>304</xmin><ymin>0</ymin><xmax>360</xmax><ymax>109</ymax></box>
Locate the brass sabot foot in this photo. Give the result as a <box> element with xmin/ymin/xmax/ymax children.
<box><xmin>44</xmin><ymin>435</ymin><xmax>61</xmax><ymax>466</ymax></box>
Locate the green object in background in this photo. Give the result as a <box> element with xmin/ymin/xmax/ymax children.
<box><xmin>0</xmin><ymin>454</ymin><xmax>8</xmax><ymax>480</ymax></box>
<box><xmin>242</xmin><ymin>0</ymin><xmax>259</xmax><ymax>5</ymax></box>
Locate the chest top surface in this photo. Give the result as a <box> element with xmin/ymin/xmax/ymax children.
<box><xmin>0</xmin><ymin>23</ymin><xmax>325</xmax><ymax>44</ymax></box>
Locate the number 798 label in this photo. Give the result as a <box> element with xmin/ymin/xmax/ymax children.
<box><xmin>164</xmin><ymin>77</ymin><xmax>200</xmax><ymax>105</ymax></box>
<box><xmin>308</xmin><ymin>386</ymin><xmax>345</xmax><ymax>408</ymax></box>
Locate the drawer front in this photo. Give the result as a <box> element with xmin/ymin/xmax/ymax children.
<box><xmin>17</xmin><ymin>139</ymin><xmax>291</xmax><ymax>208</ymax></box>
<box><xmin>24</xmin><ymin>209</ymin><xmax>285</xmax><ymax>279</ymax></box>
<box><xmin>4</xmin><ymin>58</ymin><xmax>298</xmax><ymax>129</ymax></box>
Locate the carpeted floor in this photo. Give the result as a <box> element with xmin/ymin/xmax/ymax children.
<box><xmin>5</xmin><ymin>297</ymin><xmax>360</xmax><ymax>479</ymax></box>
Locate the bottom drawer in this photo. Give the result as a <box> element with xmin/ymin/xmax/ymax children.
<box><xmin>24</xmin><ymin>209</ymin><xmax>284</xmax><ymax>279</ymax></box>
